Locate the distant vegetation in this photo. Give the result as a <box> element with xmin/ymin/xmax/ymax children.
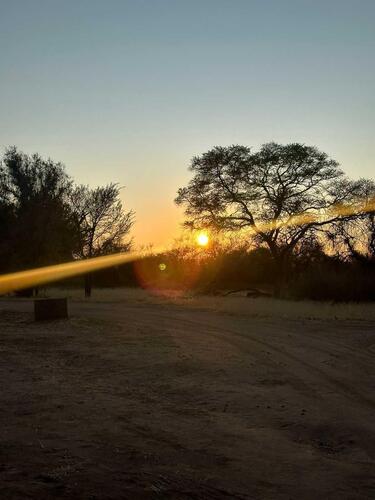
<box><xmin>0</xmin><ymin>143</ymin><xmax>374</xmax><ymax>301</ymax></box>
<box><xmin>91</xmin><ymin>242</ymin><xmax>375</xmax><ymax>302</ymax></box>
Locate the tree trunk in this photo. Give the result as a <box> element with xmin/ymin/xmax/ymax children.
<box><xmin>84</xmin><ymin>273</ymin><xmax>92</xmax><ymax>298</ymax></box>
<box><xmin>273</xmin><ymin>254</ymin><xmax>290</xmax><ymax>298</ymax></box>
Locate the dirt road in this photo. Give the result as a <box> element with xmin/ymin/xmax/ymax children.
<box><xmin>0</xmin><ymin>295</ymin><xmax>374</xmax><ymax>499</ymax></box>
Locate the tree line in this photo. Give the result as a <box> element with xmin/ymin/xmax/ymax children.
<box><xmin>0</xmin><ymin>142</ymin><xmax>374</xmax><ymax>300</ymax></box>
<box><xmin>79</xmin><ymin>142</ymin><xmax>375</xmax><ymax>301</ymax></box>
<box><xmin>0</xmin><ymin>147</ymin><xmax>134</xmax><ymax>297</ymax></box>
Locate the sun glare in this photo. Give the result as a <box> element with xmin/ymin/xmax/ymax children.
<box><xmin>196</xmin><ymin>232</ymin><xmax>209</xmax><ymax>247</ymax></box>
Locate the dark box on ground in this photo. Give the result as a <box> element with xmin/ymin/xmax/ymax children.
<box><xmin>34</xmin><ymin>298</ymin><xmax>68</xmax><ymax>321</ymax></box>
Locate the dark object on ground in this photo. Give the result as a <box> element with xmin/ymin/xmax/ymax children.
<box><xmin>34</xmin><ymin>298</ymin><xmax>68</xmax><ymax>321</ymax></box>
<box><xmin>15</xmin><ymin>288</ymin><xmax>34</xmax><ymax>298</ymax></box>
<box><xmin>246</xmin><ymin>289</ymin><xmax>272</xmax><ymax>298</ymax></box>
<box><xmin>222</xmin><ymin>288</ymin><xmax>272</xmax><ymax>298</ymax></box>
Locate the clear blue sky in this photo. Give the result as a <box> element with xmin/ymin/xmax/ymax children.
<box><xmin>0</xmin><ymin>0</ymin><xmax>374</xmax><ymax>245</ymax></box>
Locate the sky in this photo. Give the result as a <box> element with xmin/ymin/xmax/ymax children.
<box><xmin>0</xmin><ymin>0</ymin><xmax>374</xmax><ymax>246</ymax></box>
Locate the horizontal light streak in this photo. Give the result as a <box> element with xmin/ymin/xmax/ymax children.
<box><xmin>0</xmin><ymin>197</ymin><xmax>374</xmax><ymax>295</ymax></box>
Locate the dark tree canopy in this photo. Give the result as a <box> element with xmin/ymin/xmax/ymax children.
<box><xmin>176</xmin><ymin>143</ymin><xmax>367</xmax><ymax>264</ymax></box>
<box><xmin>0</xmin><ymin>148</ymin><xmax>135</xmax><ymax>298</ymax></box>
<box><xmin>0</xmin><ymin>147</ymin><xmax>75</xmax><ymax>271</ymax></box>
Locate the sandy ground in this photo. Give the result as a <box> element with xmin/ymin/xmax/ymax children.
<box><xmin>0</xmin><ymin>288</ymin><xmax>375</xmax><ymax>499</ymax></box>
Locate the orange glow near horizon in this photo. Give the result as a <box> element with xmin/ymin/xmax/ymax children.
<box><xmin>0</xmin><ymin>196</ymin><xmax>374</xmax><ymax>296</ymax></box>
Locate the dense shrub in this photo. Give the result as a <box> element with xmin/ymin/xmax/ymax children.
<box><xmin>58</xmin><ymin>249</ymin><xmax>375</xmax><ymax>302</ymax></box>
<box><xmin>288</xmin><ymin>265</ymin><xmax>375</xmax><ymax>301</ymax></box>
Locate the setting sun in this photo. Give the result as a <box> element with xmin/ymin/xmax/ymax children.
<box><xmin>196</xmin><ymin>232</ymin><xmax>209</xmax><ymax>247</ymax></box>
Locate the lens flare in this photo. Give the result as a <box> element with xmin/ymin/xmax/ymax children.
<box><xmin>0</xmin><ymin>249</ymin><xmax>160</xmax><ymax>296</ymax></box>
<box><xmin>0</xmin><ymin>196</ymin><xmax>374</xmax><ymax>296</ymax></box>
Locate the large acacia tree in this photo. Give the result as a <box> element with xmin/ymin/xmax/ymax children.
<box><xmin>176</xmin><ymin>142</ymin><xmax>367</xmax><ymax>290</ymax></box>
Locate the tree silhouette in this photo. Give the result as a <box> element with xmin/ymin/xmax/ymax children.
<box><xmin>70</xmin><ymin>183</ymin><xmax>134</xmax><ymax>297</ymax></box>
<box><xmin>0</xmin><ymin>147</ymin><xmax>75</xmax><ymax>274</ymax></box>
<box><xmin>327</xmin><ymin>179</ymin><xmax>375</xmax><ymax>265</ymax></box>
<box><xmin>176</xmin><ymin>142</ymin><xmax>367</xmax><ymax>293</ymax></box>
